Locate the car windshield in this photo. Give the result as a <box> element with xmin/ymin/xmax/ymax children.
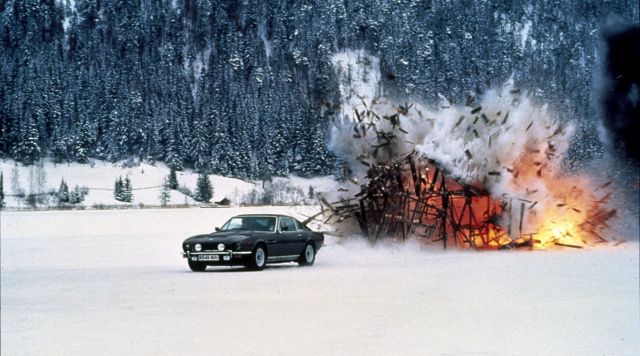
<box><xmin>219</xmin><ymin>216</ymin><xmax>276</xmax><ymax>232</ymax></box>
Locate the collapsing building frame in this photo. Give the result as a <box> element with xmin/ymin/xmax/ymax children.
<box><xmin>318</xmin><ymin>151</ymin><xmax>613</xmax><ymax>249</ymax></box>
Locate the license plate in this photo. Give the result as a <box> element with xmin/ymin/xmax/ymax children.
<box><xmin>198</xmin><ymin>255</ymin><xmax>220</xmax><ymax>261</ymax></box>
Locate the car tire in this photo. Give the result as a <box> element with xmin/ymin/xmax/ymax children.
<box><xmin>298</xmin><ymin>243</ymin><xmax>315</xmax><ymax>266</ymax></box>
<box><xmin>248</xmin><ymin>245</ymin><xmax>267</xmax><ymax>271</ymax></box>
<box><xmin>188</xmin><ymin>259</ymin><xmax>207</xmax><ymax>272</ymax></box>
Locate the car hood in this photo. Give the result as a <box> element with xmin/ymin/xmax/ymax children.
<box><xmin>184</xmin><ymin>231</ymin><xmax>253</xmax><ymax>244</ymax></box>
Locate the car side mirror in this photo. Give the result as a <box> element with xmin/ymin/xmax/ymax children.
<box><xmin>215</xmin><ymin>227</ymin><xmax>220</xmax><ymax>232</ymax></box>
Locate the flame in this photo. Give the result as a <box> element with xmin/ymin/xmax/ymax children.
<box><xmin>393</xmin><ymin>155</ymin><xmax>615</xmax><ymax>250</ymax></box>
<box><xmin>506</xmin><ymin>153</ymin><xmax>615</xmax><ymax>249</ymax></box>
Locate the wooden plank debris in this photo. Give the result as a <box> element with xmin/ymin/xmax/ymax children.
<box><xmin>315</xmin><ymin>106</ymin><xmax>618</xmax><ymax>251</ymax></box>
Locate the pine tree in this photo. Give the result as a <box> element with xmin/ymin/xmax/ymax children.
<box><xmin>69</xmin><ymin>185</ymin><xmax>85</xmax><ymax>204</ymax></box>
<box><xmin>69</xmin><ymin>188</ymin><xmax>79</xmax><ymax>204</ymax></box>
<box><xmin>114</xmin><ymin>176</ymin><xmax>124</xmax><ymax>202</ymax></box>
<box><xmin>159</xmin><ymin>177</ymin><xmax>171</xmax><ymax>206</ymax></box>
<box><xmin>194</xmin><ymin>173</ymin><xmax>213</xmax><ymax>203</ymax></box>
<box><xmin>73</xmin><ymin>119</ymin><xmax>93</xmax><ymax>163</ymax></box>
<box><xmin>58</xmin><ymin>178</ymin><xmax>70</xmax><ymax>204</ymax></box>
<box><xmin>123</xmin><ymin>176</ymin><xmax>133</xmax><ymax>202</ymax></box>
<box><xmin>168</xmin><ymin>169</ymin><xmax>178</xmax><ymax>190</ymax></box>
<box><xmin>14</xmin><ymin>117</ymin><xmax>41</xmax><ymax>165</ymax></box>
<box><xmin>0</xmin><ymin>172</ymin><xmax>5</xmax><ymax>208</ymax></box>
<box><xmin>0</xmin><ymin>0</ymin><xmax>629</xmax><ymax>177</ymax></box>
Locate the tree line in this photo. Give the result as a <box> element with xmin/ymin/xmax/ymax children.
<box><xmin>1</xmin><ymin>0</ymin><xmax>637</xmax><ymax>178</ymax></box>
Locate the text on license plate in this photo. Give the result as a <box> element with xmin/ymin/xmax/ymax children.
<box><xmin>199</xmin><ymin>255</ymin><xmax>220</xmax><ymax>261</ymax></box>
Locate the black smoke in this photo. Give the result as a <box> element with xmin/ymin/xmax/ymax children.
<box><xmin>600</xmin><ymin>25</ymin><xmax>640</xmax><ymax>163</ymax></box>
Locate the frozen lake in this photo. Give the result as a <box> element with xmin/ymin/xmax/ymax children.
<box><xmin>1</xmin><ymin>208</ymin><xmax>638</xmax><ymax>355</ymax></box>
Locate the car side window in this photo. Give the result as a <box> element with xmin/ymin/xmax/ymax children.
<box><xmin>294</xmin><ymin>219</ymin><xmax>310</xmax><ymax>231</ymax></box>
<box><xmin>280</xmin><ymin>218</ymin><xmax>297</xmax><ymax>232</ymax></box>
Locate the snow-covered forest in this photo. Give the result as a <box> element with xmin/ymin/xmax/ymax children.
<box><xmin>1</xmin><ymin>0</ymin><xmax>638</xmax><ymax>179</ymax></box>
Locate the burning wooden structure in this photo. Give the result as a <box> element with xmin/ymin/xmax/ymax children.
<box><xmin>318</xmin><ymin>151</ymin><xmax>616</xmax><ymax>249</ymax></box>
<box><xmin>316</xmin><ymin>91</ymin><xmax>620</xmax><ymax>250</ymax></box>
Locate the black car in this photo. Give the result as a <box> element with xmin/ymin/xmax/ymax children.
<box><xmin>181</xmin><ymin>214</ymin><xmax>324</xmax><ymax>271</ymax></box>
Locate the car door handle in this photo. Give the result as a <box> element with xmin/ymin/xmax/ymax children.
<box><xmin>267</xmin><ymin>239</ymin><xmax>277</xmax><ymax>243</ymax></box>
<box><xmin>297</xmin><ymin>234</ymin><xmax>303</xmax><ymax>237</ymax></box>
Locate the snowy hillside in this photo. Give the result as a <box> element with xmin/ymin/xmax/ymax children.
<box><xmin>0</xmin><ymin>159</ymin><xmax>335</xmax><ymax>209</ymax></box>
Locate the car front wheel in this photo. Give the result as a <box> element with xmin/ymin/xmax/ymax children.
<box><xmin>188</xmin><ymin>259</ymin><xmax>207</xmax><ymax>272</ymax></box>
<box><xmin>298</xmin><ymin>243</ymin><xmax>315</xmax><ymax>266</ymax></box>
<box><xmin>247</xmin><ymin>245</ymin><xmax>267</xmax><ymax>271</ymax></box>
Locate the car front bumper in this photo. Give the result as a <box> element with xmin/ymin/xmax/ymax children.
<box><xmin>182</xmin><ymin>250</ymin><xmax>252</xmax><ymax>264</ymax></box>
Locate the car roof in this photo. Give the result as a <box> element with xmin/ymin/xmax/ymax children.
<box><xmin>234</xmin><ymin>214</ymin><xmax>295</xmax><ymax>218</ymax></box>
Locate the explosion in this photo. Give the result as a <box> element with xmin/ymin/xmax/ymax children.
<box><xmin>322</xmin><ymin>50</ymin><xmax>618</xmax><ymax>249</ymax></box>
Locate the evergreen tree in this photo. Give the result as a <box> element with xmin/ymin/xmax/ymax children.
<box><xmin>194</xmin><ymin>173</ymin><xmax>213</xmax><ymax>203</ymax></box>
<box><xmin>58</xmin><ymin>178</ymin><xmax>70</xmax><ymax>204</ymax></box>
<box><xmin>13</xmin><ymin>117</ymin><xmax>41</xmax><ymax>165</ymax></box>
<box><xmin>168</xmin><ymin>169</ymin><xmax>178</xmax><ymax>190</ymax></box>
<box><xmin>0</xmin><ymin>0</ymin><xmax>636</xmax><ymax>173</ymax></box>
<box><xmin>69</xmin><ymin>185</ymin><xmax>85</xmax><ymax>204</ymax></box>
<box><xmin>69</xmin><ymin>188</ymin><xmax>80</xmax><ymax>204</ymax></box>
<box><xmin>159</xmin><ymin>177</ymin><xmax>171</xmax><ymax>206</ymax></box>
<box><xmin>114</xmin><ymin>176</ymin><xmax>124</xmax><ymax>202</ymax></box>
<box><xmin>0</xmin><ymin>172</ymin><xmax>4</xmax><ymax>208</ymax></box>
<box><xmin>123</xmin><ymin>176</ymin><xmax>133</xmax><ymax>203</ymax></box>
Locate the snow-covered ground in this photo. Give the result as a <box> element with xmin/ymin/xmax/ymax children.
<box><xmin>2</xmin><ymin>207</ymin><xmax>638</xmax><ymax>355</ymax></box>
<box><xmin>0</xmin><ymin>159</ymin><xmax>335</xmax><ymax>209</ymax></box>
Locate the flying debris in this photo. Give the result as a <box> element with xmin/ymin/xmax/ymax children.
<box><xmin>397</xmin><ymin>103</ymin><xmax>413</xmax><ymax>116</ymax></box>
<box><xmin>465</xmin><ymin>149</ymin><xmax>473</xmax><ymax>159</ymax></box>
<box><xmin>317</xmin><ymin>152</ymin><xmax>606</xmax><ymax>249</ymax></box>
<box><xmin>322</xmin><ymin>87</ymin><xmax>619</xmax><ymax>251</ymax></box>
<box><xmin>465</xmin><ymin>93</ymin><xmax>476</xmax><ymax>107</ymax></box>
<box><xmin>501</xmin><ymin>111</ymin><xmax>510</xmax><ymax>124</ymax></box>
<box><xmin>525</xmin><ymin>121</ymin><xmax>533</xmax><ymax>131</ymax></box>
<box><xmin>596</xmin><ymin>180</ymin><xmax>613</xmax><ymax>191</ymax></box>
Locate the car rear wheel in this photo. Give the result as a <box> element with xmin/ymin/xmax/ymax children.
<box><xmin>247</xmin><ymin>245</ymin><xmax>267</xmax><ymax>271</ymax></box>
<box><xmin>188</xmin><ymin>259</ymin><xmax>207</xmax><ymax>272</ymax></box>
<box><xmin>298</xmin><ymin>243</ymin><xmax>315</xmax><ymax>266</ymax></box>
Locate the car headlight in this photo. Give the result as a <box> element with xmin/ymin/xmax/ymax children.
<box><xmin>217</xmin><ymin>243</ymin><xmax>225</xmax><ymax>251</ymax></box>
<box><xmin>195</xmin><ymin>243</ymin><xmax>202</xmax><ymax>252</ymax></box>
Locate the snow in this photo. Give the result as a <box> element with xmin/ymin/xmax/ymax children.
<box><xmin>331</xmin><ymin>49</ymin><xmax>381</xmax><ymax>121</ymax></box>
<box><xmin>1</xmin><ymin>159</ymin><xmax>335</xmax><ymax>209</ymax></box>
<box><xmin>519</xmin><ymin>20</ymin><xmax>533</xmax><ymax>50</ymax></box>
<box><xmin>2</xmin><ymin>208</ymin><xmax>638</xmax><ymax>355</ymax></box>
<box><xmin>0</xmin><ymin>159</ymin><xmax>259</xmax><ymax>208</ymax></box>
<box><xmin>258</xmin><ymin>19</ymin><xmax>273</xmax><ymax>59</ymax></box>
<box><xmin>278</xmin><ymin>174</ymin><xmax>337</xmax><ymax>195</ymax></box>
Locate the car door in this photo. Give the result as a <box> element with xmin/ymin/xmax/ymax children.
<box><xmin>278</xmin><ymin>217</ymin><xmax>303</xmax><ymax>256</ymax></box>
<box><xmin>261</xmin><ymin>217</ymin><xmax>285</xmax><ymax>257</ymax></box>
<box><xmin>293</xmin><ymin>219</ymin><xmax>310</xmax><ymax>253</ymax></box>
